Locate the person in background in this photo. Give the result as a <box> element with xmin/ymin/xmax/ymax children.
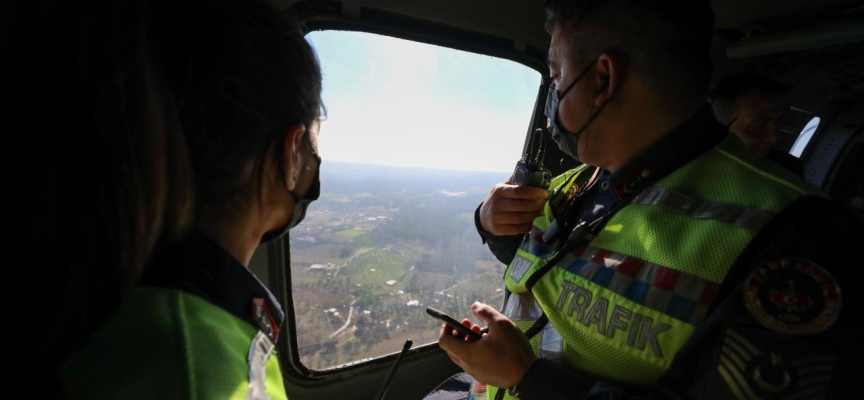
<box><xmin>61</xmin><ymin>0</ymin><xmax>322</xmax><ymax>398</ymax></box>
<box><xmin>708</xmin><ymin>72</ymin><xmax>805</xmax><ymax>176</ymax></box>
<box><xmin>4</xmin><ymin>0</ymin><xmax>193</xmax><ymax>397</ymax></box>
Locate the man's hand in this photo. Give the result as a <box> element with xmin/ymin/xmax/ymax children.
<box><xmin>479</xmin><ymin>178</ymin><xmax>548</xmax><ymax>236</ymax></box>
<box><xmin>438</xmin><ymin>302</ymin><xmax>537</xmax><ymax>388</ymax></box>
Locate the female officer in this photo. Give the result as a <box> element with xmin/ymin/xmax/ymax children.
<box><xmin>62</xmin><ymin>0</ymin><xmax>322</xmax><ymax>398</ymax></box>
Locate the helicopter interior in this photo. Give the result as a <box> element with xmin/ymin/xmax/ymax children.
<box><xmin>231</xmin><ymin>1</ymin><xmax>864</xmax><ymax>399</ymax></box>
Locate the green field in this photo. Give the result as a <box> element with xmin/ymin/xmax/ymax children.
<box><xmin>335</xmin><ymin>229</ymin><xmax>366</xmax><ymax>239</ymax></box>
<box><xmin>290</xmin><ymin>243</ymin><xmax>345</xmax><ymax>266</ymax></box>
<box><xmin>341</xmin><ymin>248</ymin><xmax>414</xmax><ymax>303</ymax></box>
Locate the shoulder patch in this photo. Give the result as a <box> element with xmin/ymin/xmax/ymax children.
<box><xmin>744</xmin><ymin>259</ymin><xmax>841</xmax><ymax>335</ymax></box>
<box><xmin>717</xmin><ymin>328</ymin><xmax>838</xmax><ymax>399</ymax></box>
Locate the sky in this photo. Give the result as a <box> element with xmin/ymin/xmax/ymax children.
<box><xmin>306</xmin><ymin>30</ymin><xmax>541</xmax><ymax>173</ymax></box>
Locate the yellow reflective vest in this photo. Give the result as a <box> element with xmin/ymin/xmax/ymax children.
<box><xmin>489</xmin><ymin>136</ymin><xmax>822</xmax><ymax>399</ymax></box>
<box><xmin>62</xmin><ymin>287</ymin><xmax>288</xmax><ymax>400</ymax></box>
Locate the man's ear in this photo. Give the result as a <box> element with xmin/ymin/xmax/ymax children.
<box><xmin>595</xmin><ymin>51</ymin><xmax>627</xmax><ymax>106</ymax></box>
<box><xmin>283</xmin><ymin>123</ymin><xmax>306</xmax><ymax>192</ymax></box>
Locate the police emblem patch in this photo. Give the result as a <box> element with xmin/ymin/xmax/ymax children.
<box><xmin>744</xmin><ymin>259</ymin><xmax>841</xmax><ymax>335</ymax></box>
<box><xmin>251</xmin><ymin>298</ymin><xmax>279</xmax><ymax>343</ymax></box>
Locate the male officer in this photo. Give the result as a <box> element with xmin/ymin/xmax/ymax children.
<box><xmin>709</xmin><ymin>73</ymin><xmax>804</xmax><ymax>176</ymax></box>
<box><xmin>437</xmin><ymin>1</ymin><xmax>862</xmax><ymax>399</ymax></box>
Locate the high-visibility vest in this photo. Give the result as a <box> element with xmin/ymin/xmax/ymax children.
<box><xmin>63</xmin><ymin>287</ymin><xmax>288</xmax><ymax>400</ymax></box>
<box><xmin>487</xmin><ymin>136</ymin><xmax>822</xmax><ymax>400</ymax></box>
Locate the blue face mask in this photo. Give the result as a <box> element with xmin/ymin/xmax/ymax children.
<box><xmin>260</xmin><ymin>154</ymin><xmax>321</xmax><ymax>243</ymax></box>
<box><xmin>544</xmin><ymin>58</ymin><xmax>608</xmax><ymax>161</ymax></box>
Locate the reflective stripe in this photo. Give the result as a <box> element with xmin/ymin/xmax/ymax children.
<box><xmin>632</xmin><ymin>187</ymin><xmax>774</xmax><ymax>231</ymax></box>
<box><xmin>555</xmin><ymin>245</ymin><xmax>718</xmax><ymax>325</ymax></box>
<box><xmin>247</xmin><ymin>331</ymin><xmax>274</xmax><ymax>400</ymax></box>
<box><xmin>539</xmin><ymin>321</ymin><xmax>564</xmax><ymax>363</ymax></box>
<box><xmin>509</xmin><ymin>253</ymin><xmax>535</xmax><ymax>284</ymax></box>
<box><xmin>501</xmin><ymin>292</ymin><xmax>565</xmax><ymax>362</ymax></box>
<box><xmin>502</xmin><ymin>292</ymin><xmax>544</xmax><ymax>321</ymax></box>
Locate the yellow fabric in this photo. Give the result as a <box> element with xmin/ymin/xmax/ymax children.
<box><xmin>534</xmin><ymin>267</ymin><xmax>695</xmax><ymax>385</ymax></box>
<box><xmin>504</xmin><ymin>249</ymin><xmax>541</xmax><ymax>293</ymax></box>
<box><xmin>593</xmin><ymin>135</ymin><xmax>823</xmax><ymax>282</ymax></box>
<box><xmin>593</xmin><ymin>205</ymin><xmax>749</xmax><ymax>283</ymax></box>
<box><xmin>62</xmin><ymin>287</ymin><xmax>288</xmax><ymax>400</ymax></box>
<box><xmin>538</xmin><ymin>165</ymin><xmax>594</xmax><ymax>231</ymax></box>
<box><xmin>498</xmin><ymin>135</ymin><xmax>821</xmax><ymax>387</ymax></box>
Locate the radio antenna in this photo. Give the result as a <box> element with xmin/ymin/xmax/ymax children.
<box><xmin>533</xmin><ymin>128</ymin><xmax>546</xmax><ymax>165</ymax></box>
<box><xmin>375</xmin><ymin>339</ymin><xmax>413</xmax><ymax>400</ymax></box>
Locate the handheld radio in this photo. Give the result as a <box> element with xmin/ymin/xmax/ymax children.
<box><xmin>512</xmin><ymin>128</ymin><xmax>551</xmax><ymax>188</ymax></box>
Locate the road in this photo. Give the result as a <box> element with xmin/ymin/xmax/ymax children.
<box><xmin>328</xmin><ymin>299</ymin><xmax>357</xmax><ymax>338</ymax></box>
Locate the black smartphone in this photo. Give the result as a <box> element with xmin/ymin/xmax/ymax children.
<box><xmin>426</xmin><ymin>306</ymin><xmax>483</xmax><ymax>341</ymax></box>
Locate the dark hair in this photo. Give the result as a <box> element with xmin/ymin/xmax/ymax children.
<box><xmin>160</xmin><ymin>0</ymin><xmax>323</xmax><ymax>213</ymax></box>
<box><xmin>544</xmin><ymin>0</ymin><xmax>715</xmax><ymax>101</ymax></box>
<box><xmin>5</xmin><ymin>0</ymin><xmax>193</xmax><ymax>393</ymax></box>
<box><xmin>708</xmin><ymin>73</ymin><xmax>787</xmax><ymax>121</ymax></box>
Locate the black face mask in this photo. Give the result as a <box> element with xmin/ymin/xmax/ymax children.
<box><xmin>260</xmin><ymin>155</ymin><xmax>321</xmax><ymax>243</ymax></box>
<box><xmin>544</xmin><ymin>58</ymin><xmax>609</xmax><ymax>161</ymax></box>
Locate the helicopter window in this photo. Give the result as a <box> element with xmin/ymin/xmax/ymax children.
<box><xmin>287</xmin><ymin>30</ymin><xmax>540</xmax><ymax>370</ymax></box>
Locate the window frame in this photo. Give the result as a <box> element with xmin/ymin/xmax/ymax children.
<box><xmin>269</xmin><ymin>13</ymin><xmax>551</xmax><ymax>384</ymax></box>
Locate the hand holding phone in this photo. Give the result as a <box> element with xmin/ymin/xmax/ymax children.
<box><xmin>426</xmin><ymin>306</ymin><xmax>483</xmax><ymax>341</ymax></box>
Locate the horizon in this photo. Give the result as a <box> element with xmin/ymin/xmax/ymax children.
<box><xmin>321</xmin><ymin>159</ymin><xmax>517</xmax><ymax>175</ymax></box>
<box><xmin>308</xmin><ymin>30</ymin><xmax>541</xmax><ymax>174</ymax></box>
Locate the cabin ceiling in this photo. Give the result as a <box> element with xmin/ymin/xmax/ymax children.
<box><xmin>272</xmin><ymin>0</ymin><xmax>864</xmax><ymax>113</ymax></box>
<box><xmin>274</xmin><ymin>0</ymin><xmax>864</xmax><ymax>53</ymax></box>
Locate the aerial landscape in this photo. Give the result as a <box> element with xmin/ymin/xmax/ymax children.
<box><xmin>289</xmin><ymin>161</ymin><xmax>511</xmax><ymax>370</ymax></box>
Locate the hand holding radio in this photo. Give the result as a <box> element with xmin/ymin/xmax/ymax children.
<box><xmin>478</xmin><ymin>129</ymin><xmax>550</xmax><ymax>236</ymax></box>
<box><xmin>512</xmin><ymin>128</ymin><xmax>552</xmax><ymax>189</ymax></box>
<box><xmin>478</xmin><ymin>183</ymin><xmax>548</xmax><ymax>236</ymax></box>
